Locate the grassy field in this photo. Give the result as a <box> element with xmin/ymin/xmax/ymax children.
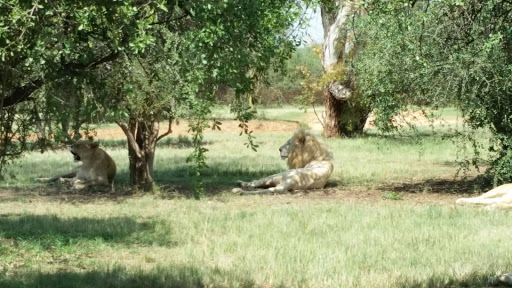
<box><xmin>1</xmin><ymin>106</ymin><xmax>510</xmax><ymax>288</ymax></box>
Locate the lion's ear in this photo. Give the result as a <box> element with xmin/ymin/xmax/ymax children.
<box><xmin>90</xmin><ymin>142</ymin><xmax>100</xmax><ymax>149</ymax></box>
<box><xmin>295</xmin><ymin>133</ymin><xmax>306</xmax><ymax>145</ymax></box>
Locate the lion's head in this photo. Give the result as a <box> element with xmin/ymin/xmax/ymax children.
<box><xmin>280</xmin><ymin>129</ymin><xmax>333</xmax><ymax>169</ymax></box>
<box><xmin>70</xmin><ymin>140</ymin><xmax>100</xmax><ymax>162</ymax></box>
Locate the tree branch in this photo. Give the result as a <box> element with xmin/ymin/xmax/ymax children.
<box><xmin>151</xmin><ymin>13</ymin><xmax>189</xmax><ymax>26</ymax></box>
<box><xmin>156</xmin><ymin>116</ymin><xmax>174</xmax><ymax>142</ymax></box>
<box><xmin>116</xmin><ymin>120</ymin><xmax>142</xmax><ymax>158</ymax></box>
<box><xmin>1</xmin><ymin>79</ymin><xmax>43</xmax><ymax>109</ymax></box>
<box><xmin>177</xmin><ymin>0</ymin><xmax>194</xmax><ymax>18</ymax></box>
<box><xmin>2</xmin><ymin>51</ymin><xmax>119</xmax><ymax>110</ymax></box>
<box><xmin>2</xmin><ymin>51</ymin><xmax>121</xmax><ymax>109</ymax></box>
<box><xmin>322</xmin><ymin>4</ymin><xmax>351</xmax><ymax>71</ymax></box>
<box><xmin>64</xmin><ymin>51</ymin><xmax>120</xmax><ymax>72</ymax></box>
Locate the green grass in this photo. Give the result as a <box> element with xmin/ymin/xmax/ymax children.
<box><xmin>0</xmin><ymin>106</ymin><xmax>507</xmax><ymax>288</ymax></box>
<box><xmin>1</xmin><ymin>198</ymin><xmax>511</xmax><ymax>287</ymax></box>
<box><xmin>6</xmin><ymin>127</ymin><xmax>488</xmax><ymax>192</ymax></box>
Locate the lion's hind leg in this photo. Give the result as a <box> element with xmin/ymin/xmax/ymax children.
<box><xmin>239</xmin><ymin>185</ymin><xmax>287</xmax><ymax>195</ymax></box>
<box><xmin>238</xmin><ymin>175</ymin><xmax>295</xmax><ymax>195</ymax></box>
<box><xmin>488</xmin><ymin>273</ymin><xmax>512</xmax><ymax>286</ymax></box>
<box><xmin>71</xmin><ymin>176</ymin><xmax>109</xmax><ymax>190</ymax></box>
<box><xmin>237</xmin><ymin>173</ymin><xmax>290</xmax><ymax>195</ymax></box>
<box><xmin>35</xmin><ymin>171</ymin><xmax>77</xmax><ymax>183</ymax></box>
<box><xmin>237</xmin><ymin>173</ymin><xmax>285</xmax><ymax>189</ymax></box>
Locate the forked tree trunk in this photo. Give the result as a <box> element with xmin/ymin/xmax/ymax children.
<box><xmin>72</xmin><ymin>113</ymin><xmax>83</xmax><ymax>140</ymax></box>
<box><xmin>33</xmin><ymin>106</ymin><xmax>47</xmax><ymax>141</ymax></box>
<box><xmin>60</xmin><ymin>117</ymin><xmax>71</xmax><ymax>141</ymax></box>
<box><xmin>321</xmin><ymin>1</ymin><xmax>369</xmax><ymax>137</ymax></box>
<box><xmin>118</xmin><ymin>116</ymin><xmax>173</xmax><ymax>191</ymax></box>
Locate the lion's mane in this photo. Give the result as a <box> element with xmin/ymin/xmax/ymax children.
<box><xmin>287</xmin><ymin>129</ymin><xmax>333</xmax><ymax>169</ymax></box>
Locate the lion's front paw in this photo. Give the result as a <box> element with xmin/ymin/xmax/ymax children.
<box><xmin>484</xmin><ymin>203</ymin><xmax>498</xmax><ymax>210</ymax></box>
<box><xmin>72</xmin><ymin>182</ymin><xmax>87</xmax><ymax>190</ymax></box>
<box><xmin>237</xmin><ymin>180</ymin><xmax>254</xmax><ymax>188</ymax></box>
<box><xmin>455</xmin><ymin>198</ymin><xmax>467</xmax><ymax>205</ymax></box>
<box><xmin>34</xmin><ymin>178</ymin><xmax>48</xmax><ymax>183</ymax></box>
<box><xmin>232</xmin><ymin>187</ymin><xmax>243</xmax><ymax>194</ymax></box>
<box><xmin>488</xmin><ymin>274</ymin><xmax>512</xmax><ymax>286</ymax></box>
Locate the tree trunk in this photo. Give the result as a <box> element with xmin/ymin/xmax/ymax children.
<box><xmin>321</xmin><ymin>1</ymin><xmax>369</xmax><ymax>138</ymax></box>
<box><xmin>119</xmin><ymin>116</ymin><xmax>172</xmax><ymax>191</ymax></box>
<box><xmin>127</xmin><ymin>118</ymin><xmax>157</xmax><ymax>191</ymax></box>
<box><xmin>72</xmin><ymin>109</ymin><xmax>82</xmax><ymax>140</ymax></box>
<box><xmin>60</xmin><ymin>117</ymin><xmax>71</xmax><ymax>141</ymax></box>
<box><xmin>323</xmin><ymin>81</ymin><xmax>342</xmax><ymax>137</ymax></box>
<box><xmin>33</xmin><ymin>106</ymin><xmax>47</xmax><ymax>141</ymax></box>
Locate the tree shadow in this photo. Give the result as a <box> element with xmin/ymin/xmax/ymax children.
<box><xmin>2</xmin><ymin>265</ymin><xmax>510</xmax><ymax>288</ymax></box>
<box><xmin>378</xmin><ymin>176</ymin><xmax>490</xmax><ymax>195</ymax></box>
<box><xmin>114</xmin><ymin>162</ymin><xmax>284</xmax><ymax>197</ymax></box>
<box><xmin>0</xmin><ymin>264</ymin><xmax>259</xmax><ymax>288</ymax></box>
<box><xmin>0</xmin><ymin>185</ymin><xmax>137</xmax><ymax>204</ymax></box>
<box><xmin>2</xmin><ymin>161</ymin><xmax>284</xmax><ymax>201</ymax></box>
<box><xmin>0</xmin><ymin>214</ymin><xmax>176</xmax><ymax>247</ymax></box>
<box><xmin>394</xmin><ymin>271</ymin><xmax>512</xmax><ymax>288</ymax></box>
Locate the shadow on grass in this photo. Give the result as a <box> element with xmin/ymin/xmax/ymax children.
<box><xmin>0</xmin><ymin>185</ymin><xmax>136</xmax><ymax>203</ymax></box>
<box><xmin>1</xmin><ymin>265</ymin><xmax>510</xmax><ymax>288</ymax></box>
<box><xmin>0</xmin><ymin>264</ymin><xmax>258</xmax><ymax>288</ymax></box>
<box><xmin>0</xmin><ymin>214</ymin><xmax>175</xmax><ymax>247</ymax></box>
<box><xmin>0</xmin><ymin>162</ymin><xmax>284</xmax><ymax>202</ymax></box>
<box><xmin>378</xmin><ymin>176</ymin><xmax>489</xmax><ymax>195</ymax></box>
<box><xmin>395</xmin><ymin>271</ymin><xmax>511</xmax><ymax>288</ymax></box>
<box><xmin>114</xmin><ymin>161</ymin><xmax>284</xmax><ymax>197</ymax></box>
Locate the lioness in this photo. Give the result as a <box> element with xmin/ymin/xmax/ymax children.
<box><xmin>235</xmin><ymin>129</ymin><xmax>334</xmax><ymax>195</ymax></box>
<box><xmin>35</xmin><ymin>140</ymin><xmax>116</xmax><ymax>190</ymax></box>
<box><xmin>456</xmin><ymin>183</ymin><xmax>512</xmax><ymax>209</ymax></box>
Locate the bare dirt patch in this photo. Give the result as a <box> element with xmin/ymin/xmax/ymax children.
<box><xmin>295</xmin><ymin>109</ymin><xmax>463</xmax><ymax>134</ymax></box>
<box><xmin>0</xmin><ymin>186</ymin><xmax>464</xmax><ymax>208</ymax></box>
<box><xmin>365</xmin><ymin>110</ymin><xmax>462</xmax><ymax>129</ymax></box>
<box><xmin>287</xmin><ymin>188</ymin><xmax>463</xmax><ymax>207</ymax></box>
<box><xmin>90</xmin><ymin>120</ymin><xmax>300</xmax><ymax>140</ymax></box>
<box><xmin>223</xmin><ymin>173</ymin><xmax>487</xmax><ymax>208</ymax></box>
<box><xmin>0</xmin><ymin>185</ymin><xmax>134</xmax><ymax>204</ymax></box>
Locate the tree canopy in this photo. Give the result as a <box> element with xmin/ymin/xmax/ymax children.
<box><xmin>0</xmin><ymin>0</ymin><xmax>311</xmax><ymax>191</ymax></box>
<box><xmin>352</xmin><ymin>0</ymin><xmax>512</xmax><ymax>184</ymax></box>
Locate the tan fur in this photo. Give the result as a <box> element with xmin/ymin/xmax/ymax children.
<box><xmin>236</xmin><ymin>129</ymin><xmax>334</xmax><ymax>195</ymax></box>
<box><xmin>35</xmin><ymin>140</ymin><xmax>116</xmax><ymax>190</ymax></box>
<box><xmin>456</xmin><ymin>184</ymin><xmax>512</xmax><ymax>209</ymax></box>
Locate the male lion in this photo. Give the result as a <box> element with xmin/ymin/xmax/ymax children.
<box><xmin>456</xmin><ymin>184</ymin><xmax>512</xmax><ymax>209</ymax></box>
<box><xmin>35</xmin><ymin>140</ymin><xmax>116</xmax><ymax>190</ymax></box>
<box><xmin>236</xmin><ymin>129</ymin><xmax>334</xmax><ymax>195</ymax></box>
